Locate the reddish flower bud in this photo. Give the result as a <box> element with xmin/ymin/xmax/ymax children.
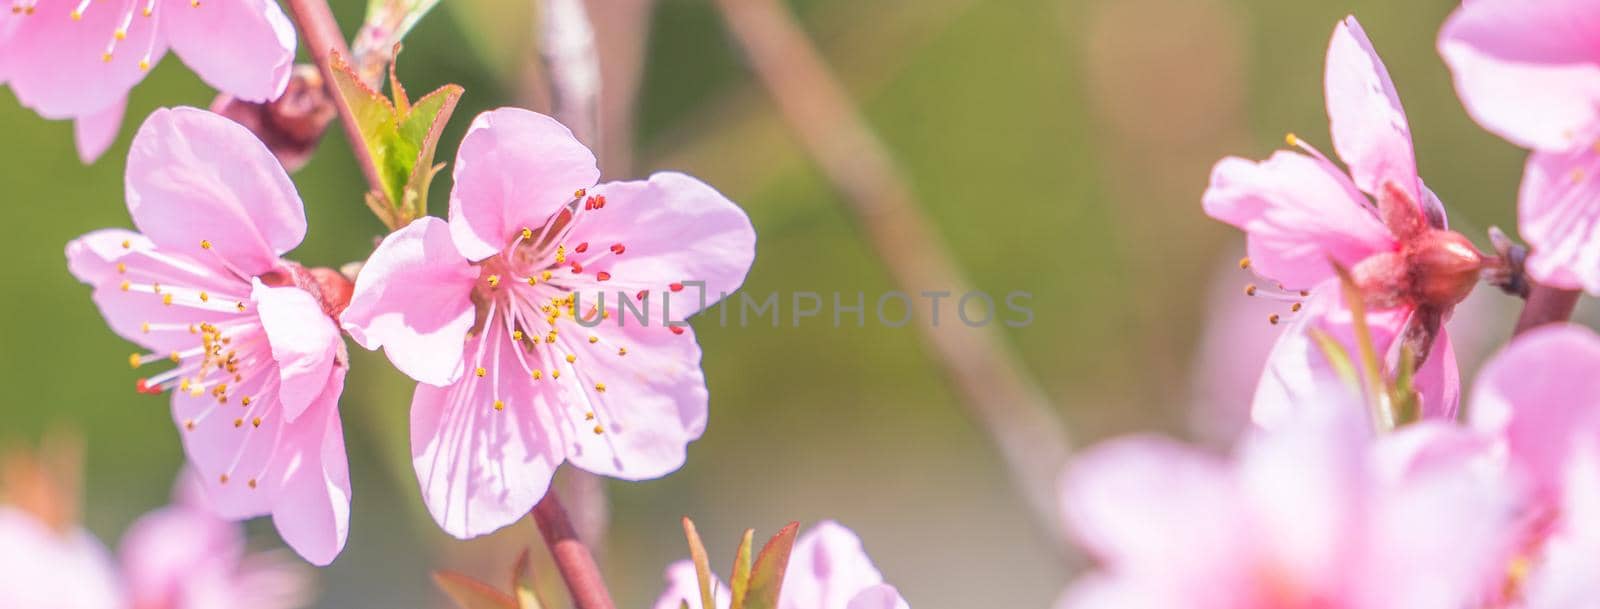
<box><xmin>1408</xmin><ymin>229</ymin><xmax>1483</xmax><ymax>309</ymax></box>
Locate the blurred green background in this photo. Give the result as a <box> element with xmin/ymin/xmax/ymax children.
<box><xmin>0</xmin><ymin>0</ymin><xmax>1536</xmax><ymax>607</ymax></box>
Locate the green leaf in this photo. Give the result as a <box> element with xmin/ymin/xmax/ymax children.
<box><xmin>328</xmin><ymin>50</ymin><xmax>463</xmax><ymax>230</ymax></box>
<box><xmin>735</xmin><ymin>523</ymin><xmax>799</xmax><ymax>609</ymax></box>
<box><xmin>1332</xmin><ymin>263</ymin><xmax>1394</xmax><ymax>430</ymax></box>
<box><xmin>511</xmin><ymin>550</ymin><xmax>547</xmax><ymax>609</ymax></box>
<box><xmin>1306</xmin><ymin>328</ymin><xmax>1360</xmax><ymax>394</ymax></box>
<box><xmin>434</xmin><ymin>571</ymin><xmax>518</xmax><ymax>609</ymax></box>
<box><xmin>683</xmin><ymin>517</ymin><xmax>718</xmax><ymax>609</ymax></box>
<box><xmin>728</xmin><ymin>529</ymin><xmax>755</xmax><ymax>609</ymax></box>
<box><xmin>1391</xmin><ymin>346</ymin><xmax>1421</xmax><ymax>426</ymax></box>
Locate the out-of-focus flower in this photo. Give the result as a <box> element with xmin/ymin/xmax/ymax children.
<box><xmin>0</xmin><ymin>506</ymin><xmax>122</xmax><ymax>609</ymax></box>
<box><xmin>65</xmin><ymin>107</ymin><xmax>352</xmax><ymax>565</ymax></box>
<box><xmin>342</xmin><ymin>107</ymin><xmax>756</xmax><ymax>539</ymax></box>
<box><xmin>653</xmin><ymin>521</ymin><xmax>908</xmax><ymax>609</ymax></box>
<box><xmin>1203</xmin><ymin>16</ymin><xmax>1483</xmax><ymax>427</ymax></box>
<box><xmin>1057</xmin><ymin>396</ymin><xmax>1517</xmax><ymax>609</ymax></box>
<box><xmin>120</xmin><ymin>472</ymin><xmax>312</xmax><ymax>609</ymax></box>
<box><xmin>1440</xmin><ymin>1</ymin><xmax>1600</xmax><ymax>295</ymax></box>
<box><xmin>0</xmin><ymin>0</ymin><xmax>295</xmax><ymax>162</ymax></box>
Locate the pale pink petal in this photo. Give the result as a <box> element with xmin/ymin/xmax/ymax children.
<box><xmin>66</xmin><ymin>228</ymin><xmax>150</xmax><ymax>284</ymax></box>
<box><xmin>1059</xmin><ymin>435</ymin><xmax>1243</xmax><ymax>585</ymax></box>
<box><xmin>844</xmin><ymin>585</ymin><xmax>909</xmax><ymax>609</ymax></box>
<box><xmin>560</xmin><ymin>322</ymin><xmax>708</xmax><ymax>480</ymax></box>
<box><xmin>781</xmin><ymin>521</ymin><xmax>885</xmax><ymax>609</ymax></box>
<box><xmin>0</xmin><ymin>507</ymin><xmax>123</xmax><ymax>609</ymax></box>
<box><xmin>126</xmin><ymin>107</ymin><xmax>306</xmax><ymax>276</ymax></box>
<box><xmin>1203</xmin><ymin>153</ymin><xmax>1393</xmax><ymax>290</ymax></box>
<box><xmin>87</xmin><ymin>248</ymin><xmax>252</xmax><ymax>354</ymax></box>
<box><xmin>253</xmin><ymin>280</ymin><xmax>339</xmax><ymax>423</ymax></box>
<box><xmin>1518</xmin><ymin>148</ymin><xmax>1600</xmax><ymax>294</ymax></box>
<box><xmin>570</xmin><ymin>173</ymin><xmax>757</xmax><ymax>316</ymax></box>
<box><xmin>1325</xmin><ymin>16</ymin><xmax>1419</xmax><ymax>200</ymax></box>
<box><xmin>1470</xmin><ymin>323</ymin><xmax>1600</xmax><ymax>495</ymax></box>
<box><xmin>1410</xmin><ymin>328</ymin><xmax>1461</xmax><ymax>422</ymax></box>
<box><xmin>653</xmin><ymin>561</ymin><xmax>729</xmax><ymax>609</ymax></box>
<box><xmin>119</xmin><ymin>505</ymin><xmax>242</xmax><ymax>609</ymax></box>
<box><xmin>411</xmin><ymin>322</ymin><xmax>565</xmax><ymax>539</ymax></box>
<box><xmin>1527</xmin><ymin>441</ymin><xmax>1600</xmax><ymax>608</ymax></box>
<box><xmin>1</xmin><ymin>0</ymin><xmax>166</xmax><ymax>118</ymax></box>
<box><xmin>173</xmin><ymin>366</ymin><xmax>280</xmax><ymax>520</ymax></box>
<box><xmin>162</xmin><ymin>0</ymin><xmax>295</xmax><ymax>102</ymax></box>
<box><xmin>342</xmin><ymin>217</ymin><xmax>477</xmax><ymax>387</ymax></box>
<box><xmin>1054</xmin><ymin>576</ymin><xmax>1167</xmax><ymax>609</ymax></box>
<box><xmin>449</xmin><ymin>108</ymin><xmax>600</xmax><ymax>261</ymax></box>
<box><xmin>74</xmin><ymin>96</ymin><xmax>126</xmax><ymax>164</ymax></box>
<box><xmin>267</xmin><ymin>364</ymin><xmax>352</xmax><ymax>566</ymax></box>
<box><xmin>1250</xmin><ymin>281</ymin><xmax>1404</xmax><ymax>428</ymax></box>
<box><xmin>1439</xmin><ymin>0</ymin><xmax>1600</xmax><ymax>151</ymax></box>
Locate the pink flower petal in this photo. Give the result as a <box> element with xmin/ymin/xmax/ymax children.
<box><xmin>342</xmin><ymin>217</ymin><xmax>478</xmax><ymax>387</ymax></box>
<box><xmin>0</xmin><ymin>0</ymin><xmax>166</xmax><ymax>119</ymax></box>
<box><xmin>560</xmin><ymin>322</ymin><xmax>708</xmax><ymax>481</ymax></box>
<box><xmin>161</xmin><ymin>0</ymin><xmax>295</xmax><ymax>103</ymax></box>
<box><xmin>119</xmin><ymin>505</ymin><xmax>243</xmax><ymax>609</ymax></box>
<box><xmin>1518</xmin><ymin>148</ymin><xmax>1600</xmax><ymax>294</ymax></box>
<box><xmin>1251</xmin><ymin>281</ymin><xmax>1396</xmax><ymax>427</ymax></box>
<box><xmin>74</xmin><ymin>96</ymin><xmax>125</xmax><ymax>164</ymax></box>
<box><xmin>654</xmin><ymin>560</ymin><xmax>729</xmax><ymax>609</ymax></box>
<box><xmin>410</xmin><ymin>324</ymin><xmax>565</xmax><ymax>539</ymax></box>
<box><xmin>1470</xmin><ymin>323</ymin><xmax>1600</xmax><ymax>496</ymax></box>
<box><xmin>0</xmin><ymin>507</ymin><xmax>122</xmax><ymax>609</ymax></box>
<box><xmin>1325</xmin><ymin>16</ymin><xmax>1419</xmax><ymax>201</ymax></box>
<box><xmin>1439</xmin><ymin>0</ymin><xmax>1600</xmax><ymax>151</ymax></box>
<box><xmin>87</xmin><ymin>248</ymin><xmax>251</xmax><ymax>354</ymax></box>
<box><xmin>66</xmin><ymin>228</ymin><xmax>150</xmax><ymax>285</ymax></box>
<box><xmin>576</xmin><ymin>172</ymin><xmax>758</xmax><ymax>316</ymax></box>
<box><xmin>126</xmin><ymin>107</ymin><xmax>306</xmax><ymax>277</ymax></box>
<box><xmin>254</xmin><ymin>279</ymin><xmax>339</xmax><ymax>423</ymax></box>
<box><xmin>1059</xmin><ymin>435</ymin><xmax>1243</xmax><ymax>583</ymax></box>
<box><xmin>844</xmin><ymin>585</ymin><xmax>909</xmax><ymax>609</ymax></box>
<box><xmin>1203</xmin><ymin>153</ymin><xmax>1393</xmax><ymax>290</ymax></box>
<box><xmin>1410</xmin><ymin>328</ymin><xmax>1461</xmax><ymax>422</ymax></box>
<box><xmin>173</xmin><ymin>366</ymin><xmax>281</xmax><ymax>521</ymax></box>
<box><xmin>267</xmin><ymin>364</ymin><xmax>352</xmax><ymax>566</ymax></box>
<box><xmin>448</xmin><ymin>108</ymin><xmax>600</xmax><ymax>261</ymax></box>
<box><xmin>782</xmin><ymin>521</ymin><xmax>886</xmax><ymax>609</ymax></box>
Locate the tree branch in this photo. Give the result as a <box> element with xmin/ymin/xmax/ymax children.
<box><xmin>1514</xmin><ymin>283</ymin><xmax>1580</xmax><ymax>336</ymax></box>
<box><xmin>712</xmin><ymin>0</ymin><xmax>1072</xmax><ymax>540</ymax></box>
<box><xmin>531</xmin><ymin>492</ymin><xmax>617</xmax><ymax>609</ymax></box>
<box><xmin>282</xmin><ymin>0</ymin><xmax>387</xmax><ymax>198</ymax></box>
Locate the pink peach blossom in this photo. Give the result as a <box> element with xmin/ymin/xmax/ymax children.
<box><xmin>1440</xmin><ymin>1</ymin><xmax>1600</xmax><ymax>295</ymax></box>
<box><xmin>1057</xmin><ymin>399</ymin><xmax>1517</xmax><ymax>609</ymax></box>
<box><xmin>0</xmin><ymin>505</ymin><xmax>122</xmax><ymax>609</ymax></box>
<box><xmin>65</xmin><ymin>106</ymin><xmax>350</xmax><ymax>565</ymax></box>
<box><xmin>1203</xmin><ymin>16</ymin><xmax>1480</xmax><ymax>427</ymax></box>
<box><xmin>652</xmin><ymin>521</ymin><xmax>908</xmax><ymax>609</ymax></box>
<box><xmin>342</xmin><ymin>107</ymin><xmax>756</xmax><ymax>539</ymax></box>
<box><xmin>0</xmin><ymin>0</ymin><xmax>295</xmax><ymax>162</ymax></box>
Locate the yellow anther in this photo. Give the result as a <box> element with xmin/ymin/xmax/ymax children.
<box><xmin>527</xmin><ymin>276</ymin><xmax>538</xmax><ymax>286</ymax></box>
<box><xmin>493</xmin><ymin>400</ymin><xmax>505</xmax><ymax>411</ymax></box>
<box><xmin>487</xmin><ymin>274</ymin><xmax>501</xmax><ymax>287</ymax></box>
<box><xmin>585</xmin><ymin>412</ymin><xmax>595</xmax><ymax>420</ymax></box>
<box><xmin>235</xmin><ymin>302</ymin><xmax>246</xmax><ymax>312</ymax></box>
<box><xmin>102</xmin><ymin>52</ymin><xmax>113</xmax><ymax>63</ymax></box>
<box><xmin>252</xmin><ymin>417</ymin><xmax>261</xmax><ymax>428</ymax></box>
<box><xmin>574</xmin><ymin>188</ymin><xmax>587</xmax><ymax>198</ymax></box>
<box><xmin>565</xmin><ymin>354</ymin><xmax>576</xmax><ymax>364</ymax></box>
<box><xmin>168</xmin><ymin>352</ymin><xmax>180</xmax><ymax>363</ymax></box>
<box><xmin>555</xmin><ymin>246</ymin><xmax>567</xmax><ymax>264</ymax></box>
<box><xmin>247</xmin><ymin>479</ymin><xmax>257</xmax><ymax>489</ymax></box>
<box><xmin>551</xmin><ymin>370</ymin><xmax>561</xmax><ymax>379</ymax></box>
<box><xmin>116</xmin><ymin>262</ymin><xmax>126</xmax><ymax>274</ymax></box>
<box><xmin>522</xmin><ymin>227</ymin><xmax>533</xmax><ymax>239</ymax></box>
<box><xmin>120</xmin><ymin>280</ymin><xmax>131</xmax><ymax>291</ymax></box>
<box><xmin>241</xmin><ymin>396</ymin><xmax>251</xmax><ymax>406</ymax></box>
<box><xmin>233</xmin><ymin>418</ymin><xmax>243</xmax><ymax>428</ymax></box>
<box><xmin>617</xmin><ymin>348</ymin><xmax>627</xmax><ymax>356</ymax></box>
<box><xmin>199</xmin><ymin>291</ymin><xmax>209</xmax><ymax>302</ymax></box>
<box><xmin>138</xmin><ymin>59</ymin><xmax>149</xmax><ymax>71</ymax></box>
<box><xmin>512</xmin><ymin>330</ymin><xmax>524</xmax><ymax>341</ymax></box>
<box><xmin>594</xmin><ymin>382</ymin><xmax>606</xmax><ymax>393</ymax></box>
<box><xmin>588</xmin><ymin>336</ymin><xmax>599</xmax><ymax>344</ymax></box>
<box><xmin>113</xmin><ymin>29</ymin><xmax>126</xmax><ymax>40</ymax></box>
<box><xmin>70</xmin><ymin>9</ymin><xmax>81</xmax><ymax>19</ymax></box>
<box><xmin>142</xmin><ymin>7</ymin><xmax>151</xmax><ymax>16</ymax></box>
<box><xmin>475</xmin><ymin>367</ymin><xmax>487</xmax><ymax>378</ymax></box>
<box><xmin>162</xmin><ymin>293</ymin><xmax>174</xmax><ymax>306</ymax></box>
<box><xmin>128</xmin><ymin>353</ymin><xmax>142</xmax><ymax>368</ymax></box>
<box><xmin>532</xmin><ymin>370</ymin><xmax>543</xmax><ymax>380</ymax></box>
<box><xmin>1285</xmin><ymin>133</ymin><xmax>1299</xmax><ymax>146</ymax></box>
<box><xmin>121</xmin><ymin>239</ymin><xmax>131</xmax><ymax>249</ymax></box>
<box><xmin>541</xmin><ymin>271</ymin><xmax>552</xmax><ymax>281</ymax></box>
<box><xmin>1239</xmin><ymin>257</ymin><xmax>1251</xmax><ymax>270</ymax></box>
<box><xmin>184</xmin><ymin>420</ymin><xmax>196</xmax><ymax>431</ymax></box>
<box><xmin>200</xmin><ymin>240</ymin><xmax>212</xmax><ymax>249</ymax></box>
<box><xmin>592</xmin><ymin>424</ymin><xmax>604</xmax><ymax>435</ymax></box>
<box><xmin>140</xmin><ymin>322</ymin><xmax>150</xmax><ymax>333</ymax></box>
<box><xmin>1268</xmin><ymin>313</ymin><xmax>1281</xmax><ymax>325</ymax></box>
<box><xmin>219</xmin><ymin>474</ymin><xmax>229</xmax><ymax>484</ymax></box>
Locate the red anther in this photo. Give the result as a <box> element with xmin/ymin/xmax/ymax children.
<box><xmin>571</xmin><ymin>262</ymin><xmax>584</xmax><ymax>273</ymax></box>
<box><xmin>584</xmin><ymin>196</ymin><xmax>597</xmax><ymax>210</ymax></box>
<box><xmin>609</xmin><ymin>244</ymin><xmax>625</xmax><ymax>255</ymax></box>
<box><xmin>135</xmin><ymin>378</ymin><xmax>162</xmax><ymax>395</ymax></box>
<box><xmin>574</xmin><ymin>242</ymin><xmax>589</xmax><ymax>254</ymax></box>
<box><xmin>636</xmin><ymin>290</ymin><xmax>648</xmax><ymax>300</ymax></box>
<box><xmin>670</xmin><ymin>282</ymin><xmax>684</xmax><ymax>292</ymax></box>
<box><xmin>596</xmin><ymin>271</ymin><xmax>611</xmax><ymax>282</ymax></box>
<box><xmin>594</xmin><ymin>195</ymin><xmax>607</xmax><ymax>208</ymax></box>
<box><xmin>669</xmin><ymin>325</ymin><xmax>685</xmax><ymax>335</ymax></box>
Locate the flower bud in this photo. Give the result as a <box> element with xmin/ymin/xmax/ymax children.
<box><xmin>210</xmin><ymin>65</ymin><xmax>335</xmax><ymax>172</ymax></box>
<box><xmin>1408</xmin><ymin>229</ymin><xmax>1483</xmax><ymax>308</ymax></box>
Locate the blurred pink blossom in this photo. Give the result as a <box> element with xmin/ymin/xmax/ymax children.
<box><xmin>342</xmin><ymin>108</ymin><xmax>756</xmax><ymax>539</ymax></box>
<box><xmin>1440</xmin><ymin>1</ymin><xmax>1600</xmax><ymax>295</ymax></box>
<box><xmin>65</xmin><ymin>107</ymin><xmax>350</xmax><ymax>565</ymax></box>
<box><xmin>1203</xmin><ymin>16</ymin><xmax>1482</xmax><ymax>428</ymax></box>
<box><xmin>652</xmin><ymin>521</ymin><xmax>908</xmax><ymax>609</ymax></box>
<box><xmin>0</xmin><ymin>0</ymin><xmax>295</xmax><ymax>162</ymax></box>
<box><xmin>1057</xmin><ymin>397</ymin><xmax>1517</xmax><ymax>609</ymax></box>
<box><xmin>0</xmin><ymin>505</ymin><xmax>121</xmax><ymax>609</ymax></box>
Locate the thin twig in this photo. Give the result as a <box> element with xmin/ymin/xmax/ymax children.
<box><xmin>531</xmin><ymin>492</ymin><xmax>617</xmax><ymax>609</ymax></box>
<box><xmin>1514</xmin><ymin>283</ymin><xmax>1580</xmax><ymax>336</ymax></box>
<box><xmin>282</xmin><ymin>0</ymin><xmax>387</xmax><ymax>197</ymax></box>
<box><xmin>539</xmin><ymin>0</ymin><xmax>602</xmax><ymax>148</ymax></box>
<box><xmin>712</xmin><ymin>0</ymin><xmax>1071</xmax><ymax>540</ymax></box>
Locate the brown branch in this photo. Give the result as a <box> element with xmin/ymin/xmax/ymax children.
<box><xmin>282</xmin><ymin>0</ymin><xmax>387</xmax><ymax>198</ymax></box>
<box><xmin>539</xmin><ymin>0</ymin><xmax>602</xmax><ymax>148</ymax></box>
<box><xmin>531</xmin><ymin>492</ymin><xmax>617</xmax><ymax>609</ymax></box>
<box><xmin>712</xmin><ymin>0</ymin><xmax>1071</xmax><ymax>539</ymax></box>
<box><xmin>1514</xmin><ymin>283</ymin><xmax>1581</xmax><ymax>336</ymax></box>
